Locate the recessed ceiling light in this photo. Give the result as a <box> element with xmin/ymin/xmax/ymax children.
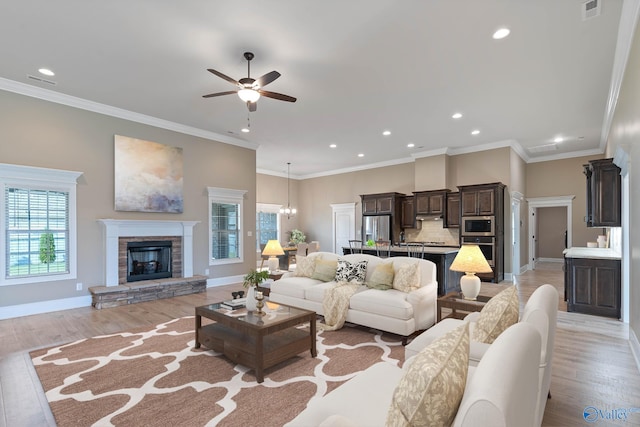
<box><xmin>407</xmin><ymin>143</ymin><xmax>415</xmax><ymax>148</ymax></box>
<box><xmin>382</xmin><ymin>130</ymin><xmax>391</xmax><ymax>136</ymax></box>
<box><xmin>471</xmin><ymin>129</ymin><xmax>480</xmax><ymax>135</ymax></box>
<box><xmin>493</xmin><ymin>28</ymin><xmax>510</xmax><ymax>40</ymax></box>
<box><xmin>358</xmin><ymin>153</ymin><xmax>365</xmax><ymax>157</ymax></box>
<box><xmin>329</xmin><ymin>144</ymin><xmax>337</xmax><ymax>148</ymax></box>
<box><xmin>452</xmin><ymin>113</ymin><xmax>462</xmax><ymax>119</ymax></box>
<box><xmin>554</xmin><ymin>137</ymin><xmax>563</xmax><ymax>143</ymax></box>
<box><xmin>241</xmin><ymin>128</ymin><xmax>250</xmax><ymax>133</ymax></box>
<box><xmin>38</xmin><ymin>68</ymin><xmax>55</xmax><ymax>76</ymax></box>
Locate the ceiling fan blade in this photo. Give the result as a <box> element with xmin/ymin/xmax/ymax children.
<box><xmin>202</xmin><ymin>90</ymin><xmax>237</xmax><ymax>98</ymax></box>
<box><xmin>247</xmin><ymin>101</ymin><xmax>257</xmax><ymax>112</ymax></box>
<box><xmin>207</xmin><ymin>68</ymin><xmax>240</xmax><ymax>86</ymax></box>
<box><xmin>259</xmin><ymin>90</ymin><xmax>297</xmax><ymax>103</ymax></box>
<box><xmin>255</xmin><ymin>71</ymin><xmax>281</xmax><ymax>88</ymax></box>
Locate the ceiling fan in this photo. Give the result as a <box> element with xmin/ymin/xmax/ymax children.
<box><xmin>203</xmin><ymin>51</ymin><xmax>297</xmax><ymax>112</ymax></box>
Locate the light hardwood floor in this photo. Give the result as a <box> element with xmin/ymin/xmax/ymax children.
<box><xmin>1</xmin><ymin>263</ymin><xmax>639</xmax><ymax>426</ymax></box>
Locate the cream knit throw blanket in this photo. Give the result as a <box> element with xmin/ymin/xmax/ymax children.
<box><xmin>318</xmin><ymin>280</ymin><xmax>360</xmax><ymax>331</ymax></box>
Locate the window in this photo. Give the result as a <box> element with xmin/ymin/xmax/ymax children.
<box><xmin>256</xmin><ymin>203</ymin><xmax>282</xmax><ymax>251</ymax></box>
<box><xmin>208</xmin><ymin>187</ymin><xmax>247</xmax><ymax>265</ymax></box>
<box><xmin>1</xmin><ymin>163</ymin><xmax>81</xmax><ymax>285</ymax></box>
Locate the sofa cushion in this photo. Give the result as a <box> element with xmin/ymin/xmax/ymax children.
<box><xmin>335</xmin><ymin>259</ymin><xmax>368</xmax><ymax>284</ymax></box>
<box><xmin>270</xmin><ymin>276</ymin><xmax>324</xmax><ymax>299</ymax></box>
<box><xmin>305</xmin><ymin>281</ymin><xmax>340</xmax><ymax>303</ymax></box>
<box><xmin>366</xmin><ymin>261</ymin><xmax>394</xmax><ymax>290</ymax></box>
<box><xmin>349</xmin><ymin>289</ymin><xmax>413</xmax><ymax>320</ymax></box>
<box><xmin>311</xmin><ymin>258</ymin><xmax>338</xmax><ymax>281</ymax></box>
<box><xmin>472</xmin><ymin>285</ymin><xmax>519</xmax><ymax>344</ymax></box>
<box><xmin>387</xmin><ymin>323</ymin><xmax>469</xmax><ymax>427</ymax></box>
<box><xmin>294</xmin><ymin>255</ymin><xmax>316</xmax><ymax>278</ymax></box>
<box><xmin>392</xmin><ymin>262</ymin><xmax>420</xmax><ymax>292</ymax></box>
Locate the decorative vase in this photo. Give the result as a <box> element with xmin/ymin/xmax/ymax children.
<box><xmin>246</xmin><ymin>286</ymin><xmax>257</xmax><ymax>311</ymax></box>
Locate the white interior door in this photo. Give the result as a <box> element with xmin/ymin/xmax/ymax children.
<box><xmin>331</xmin><ymin>203</ymin><xmax>356</xmax><ymax>255</ymax></box>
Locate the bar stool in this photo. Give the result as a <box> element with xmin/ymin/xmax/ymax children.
<box><xmin>348</xmin><ymin>239</ymin><xmax>363</xmax><ymax>254</ymax></box>
<box><xmin>375</xmin><ymin>240</ymin><xmax>391</xmax><ymax>258</ymax></box>
<box><xmin>405</xmin><ymin>242</ymin><xmax>425</xmax><ymax>258</ymax></box>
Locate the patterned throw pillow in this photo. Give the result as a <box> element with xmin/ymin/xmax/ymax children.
<box><xmin>335</xmin><ymin>259</ymin><xmax>368</xmax><ymax>284</ymax></box>
<box><xmin>392</xmin><ymin>262</ymin><xmax>420</xmax><ymax>292</ymax></box>
<box><xmin>366</xmin><ymin>262</ymin><xmax>394</xmax><ymax>290</ymax></box>
<box><xmin>294</xmin><ymin>255</ymin><xmax>316</xmax><ymax>278</ymax></box>
<box><xmin>386</xmin><ymin>323</ymin><xmax>469</xmax><ymax>427</ymax></box>
<box><xmin>311</xmin><ymin>258</ymin><xmax>339</xmax><ymax>282</ymax></box>
<box><xmin>472</xmin><ymin>285</ymin><xmax>519</xmax><ymax>344</ymax></box>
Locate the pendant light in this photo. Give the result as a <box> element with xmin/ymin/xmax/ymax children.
<box><xmin>280</xmin><ymin>162</ymin><xmax>297</xmax><ymax>219</ymax></box>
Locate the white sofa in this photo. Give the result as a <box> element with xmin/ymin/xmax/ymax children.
<box><xmin>286</xmin><ymin>322</ymin><xmax>542</xmax><ymax>427</ymax></box>
<box><xmin>405</xmin><ymin>284</ymin><xmax>558</xmax><ymax>427</ymax></box>
<box><xmin>269</xmin><ymin>251</ymin><xmax>438</xmax><ymax>340</ymax></box>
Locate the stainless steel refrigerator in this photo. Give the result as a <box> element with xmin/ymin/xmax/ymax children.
<box><xmin>363</xmin><ymin>215</ymin><xmax>391</xmax><ymax>243</ymax></box>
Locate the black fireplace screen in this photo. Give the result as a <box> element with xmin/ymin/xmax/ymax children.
<box><xmin>127</xmin><ymin>240</ymin><xmax>172</xmax><ymax>282</ymax></box>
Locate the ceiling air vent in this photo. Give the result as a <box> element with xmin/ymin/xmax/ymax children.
<box><xmin>582</xmin><ymin>0</ymin><xmax>601</xmax><ymax>20</ymax></box>
<box><xmin>27</xmin><ymin>74</ymin><xmax>57</xmax><ymax>86</ymax></box>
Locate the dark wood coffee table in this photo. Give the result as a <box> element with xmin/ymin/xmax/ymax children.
<box><xmin>194</xmin><ymin>302</ymin><xmax>316</xmax><ymax>383</ymax></box>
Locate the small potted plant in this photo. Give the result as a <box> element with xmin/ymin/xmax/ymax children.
<box><xmin>243</xmin><ymin>269</ymin><xmax>270</xmax><ymax>311</ymax></box>
<box><xmin>289</xmin><ymin>229</ymin><xmax>306</xmax><ymax>246</ymax></box>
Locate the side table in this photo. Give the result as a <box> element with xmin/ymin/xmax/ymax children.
<box><xmin>437</xmin><ymin>292</ymin><xmax>491</xmax><ymax>322</ymax></box>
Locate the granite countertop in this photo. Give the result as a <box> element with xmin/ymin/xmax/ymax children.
<box><xmin>344</xmin><ymin>245</ymin><xmax>460</xmax><ymax>255</ymax></box>
<box><xmin>563</xmin><ymin>247</ymin><xmax>621</xmax><ymax>260</ymax></box>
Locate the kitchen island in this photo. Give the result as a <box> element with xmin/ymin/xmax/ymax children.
<box><xmin>563</xmin><ymin>247</ymin><xmax>621</xmax><ymax>318</ymax></box>
<box><xmin>342</xmin><ymin>245</ymin><xmax>461</xmax><ymax>296</ymax></box>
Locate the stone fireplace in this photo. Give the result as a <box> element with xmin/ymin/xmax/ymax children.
<box><xmin>125</xmin><ymin>239</ymin><xmax>174</xmax><ymax>283</ymax></box>
<box><xmin>97</xmin><ymin>219</ymin><xmax>199</xmax><ymax>286</ymax></box>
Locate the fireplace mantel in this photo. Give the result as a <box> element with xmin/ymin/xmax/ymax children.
<box><xmin>98</xmin><ymin>219</ymin><xmax>199</xmax><ymax>286</ymax></box>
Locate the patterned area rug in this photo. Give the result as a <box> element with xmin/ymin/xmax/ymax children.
<box><xmin>30</xmin><ymin>316</ymin><xmax>404</xmax><ymax>426</ymax></box>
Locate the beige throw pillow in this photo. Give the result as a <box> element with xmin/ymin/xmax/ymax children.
<box><xmin>472</xmin><ymin>285</ymin><xmax>519</xmax><ymax>344</ymax></box>
<box><xmin>294</xmin><ymin>255</ymin><xmax>316</xmax><ymax>278</ymax></box>
<box><xmin>311</xmin><ymin>258</ymin><xmax>338</xmax><ymax>282</ymax></box>
<box><xmin>386</xmin><ymin>323</ymin><xmax>469</xmax><ymax>427</ymax></box>
<box><xmin>392</xmin><ymin>262</ymin><xmax>420</xmax><ymax>292</ymax></box>
<box><xmin>367</xmin><ymin>262</ymin><xmax>394</xmax><ymax>290</ymax></box>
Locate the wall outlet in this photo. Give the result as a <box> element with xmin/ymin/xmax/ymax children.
<box><xmin>247</xmin><ymin>231</ymin><xmax>253</xmax><ymax>237</ymax></box>
<box><xmin>204</xmin><ymin>269</ymin><xmax>210</xmax><ymax>275</ymax></box>
<box><xmin>76</xmin><ymin>282</ymin><xmax>83</xmax><ymax>291</ymax></box>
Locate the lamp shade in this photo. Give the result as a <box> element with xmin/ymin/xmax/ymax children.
<box><xmin>262</xmin><ymin>240</ymin><xmax>285</xmax><ymax>257</ymax></box>
<box><xmin>449</xmin><ymin>244</ymin><xmax>492</xmax><ymax>274</ymax></box>
<box><xmin>238</xmin><ymin>88</ymin><xmax>260</xmax><ymax>103</ymax></box>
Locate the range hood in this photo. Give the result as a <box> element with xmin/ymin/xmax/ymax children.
<box><xmin>415</xmin><ymin>214</ymin><xmax>443</xmax><ymax>221</ymax></box>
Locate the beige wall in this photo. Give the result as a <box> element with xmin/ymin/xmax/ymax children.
<box><xmin>0</xmin><ymin>90</ymin><xmax>256</xmax><ymax>307</ymax></box>
<box><xmin>256</xmin><ymin>173</ymin><xmax>300</xmax><ymax>239</ymax></box>
<box><xmin>603</xmin><ymin>18</ymin><xmax>640</xmax><ymax>353</ymax></box>
<box><xmin>414</xmin><ymin>154</ymin><xmax>448</xmax><ymax>190</ymax></box>
<box><xmin>536</xmin><ymin>207</ymin><xmax>567</xmax><ymax>259</ymax></box>
<box><xmin>525</xmin><ymin>155</ymin><xmax>603</xmax><ymax>247</ymax></box>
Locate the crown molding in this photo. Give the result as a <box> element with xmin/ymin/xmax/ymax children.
<box><xmin>0</xmin><ymin>78</ymin><xmax>258</xmax><ymax>151</ymax></box>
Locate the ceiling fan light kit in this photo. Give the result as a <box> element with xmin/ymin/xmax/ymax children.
<box><xmin>203</xmin><ymin>51</ymin><xmax>296</xmax><ymax>111</ymax></box>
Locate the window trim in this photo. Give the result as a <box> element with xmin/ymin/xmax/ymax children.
<box><xmin>0</xmin><ymin>163</ymin><xmax>81</xmax><ymax>286</ymax></box>
<box><xmin>208</xmin><ymin>186</ymin><xmax>247</xmax><ymax>266</ymax></box>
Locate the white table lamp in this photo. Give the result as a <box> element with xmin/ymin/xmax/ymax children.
<box><xmin>449</xmin><ymin>244</ymin><xmax>493</xmax><ymax>300</ymax></box>
<box><xmin>262</xmin><ymin>240</ymin><xmax>285</xmax><ymax>273</ymax></box>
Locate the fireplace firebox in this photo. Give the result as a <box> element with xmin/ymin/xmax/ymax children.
<box><xmin>127</xmin><ymin>240</ymin><xmax>172</xmax><ymax>282</ymax></box>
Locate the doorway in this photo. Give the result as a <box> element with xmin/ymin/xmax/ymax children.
<box><xmin>526</xmin><ymin>196</ymin><xmax>575</xmax><ymax>270</ymax></box>
<box><xmin>331</xmin><ymin>203</ymin><xmax>356</xmax><ymax>255</ymax></box>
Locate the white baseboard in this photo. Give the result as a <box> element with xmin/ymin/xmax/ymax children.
<box><xmin>631</xmin><ymin>328</ymin><xmax>640</xmax><ymax>375</ymax></box>
<box><xmin>0</xmin><ymin>295</ymin><xmax>92</xmax><ymax>320</ymax></box>
<box><xmin>206</xmin><ymin>275</ymin><xmax>243</xmax><ymax>288</ymax></box>
<box><xmin>536</xmin><ymin>257</ymin><xmax>563</xmax><ymax>263</ymax></box>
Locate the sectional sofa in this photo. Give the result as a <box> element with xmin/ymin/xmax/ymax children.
<box><xmin>269</xmin><ymin>251</ymin><xmax>438</xmax><ymax>340</ymax></box>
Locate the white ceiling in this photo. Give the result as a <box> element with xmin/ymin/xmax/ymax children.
<box><xmin>0</xmin><ymin>0</ymin><xmax>630</xmax><ymax>179</ymax></box>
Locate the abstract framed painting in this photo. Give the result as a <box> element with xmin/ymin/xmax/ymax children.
<box><xmin>114</xmin><ymin>135</ymin><xmax>184</xmax><ymax>213</ymax></box>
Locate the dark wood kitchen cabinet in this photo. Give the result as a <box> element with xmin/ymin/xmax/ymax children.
<box><xmin>362</xmin><ymin>193</ymin><xmax>402</xmax><ymax>215</ymax></box>
<box><xmin>445</xmin><ymin>192</ymin><xmax>460</xmax><ymax>228</ymax></box>
<box><xmin>565</xmin><ymin>256</ymin><xmax>621</xmax><ymax>319</ymax></box>
<box><xmin>584</xmin><ymin>158</ymin><xmax>621</xmax><ymax>227</ymax></box>
<box><xmin>414</xmin><ymin>190</ymin><xmax>449</xmax><ymax>216</ymax></box>
<box><xmin>401</xmin><ymin>196</ymin><xmax>415</xmax><ymax>229</ymax></box>
<box><xmin>459</xmin><ymin>184</ymin><xmax>501</xmax><ymax>216</ymax></box>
